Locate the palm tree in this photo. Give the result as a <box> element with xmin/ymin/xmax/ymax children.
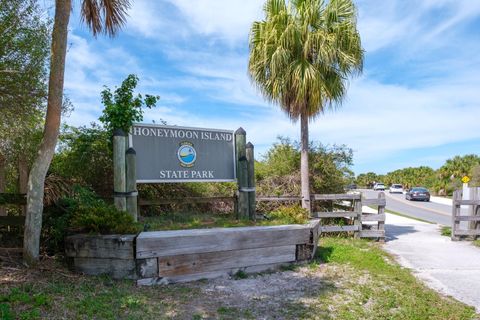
<box><xmin>23</xmin><ymin>0</ymin><xmax>130</xmax><ymax>265</ymax></box>
<box><xmin>248</xmin><ymin>0</ymin><xmax>363</xmax><ymax>211</ymax></box>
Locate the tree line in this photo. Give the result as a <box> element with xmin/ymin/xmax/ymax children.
<box><xmin>356</xmin><ymin>154</ymin><xmax>480</xmax><ymax>195</ymax></box>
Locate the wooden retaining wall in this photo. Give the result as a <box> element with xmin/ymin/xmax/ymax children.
<box><xmin>65</xmin><ymin>220</ymin><xmax>320</xmax><ymax>284</ymax></box>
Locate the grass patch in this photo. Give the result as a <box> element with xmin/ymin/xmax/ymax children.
<box><xmin>311</xmin><ymin>238</ymin><xmax>477</xmax><ymax>319</ymax></box>
<box><xmin>2</xmin><ymin>238</ymin><xmax>477</xmax><ymax>319</ymax></box>
<box><xmin>441</xmin><ymin>226</ymin><xmax>452</xmax><ymax>237</ymax></box>
<box><xmin>473</xmin><ymin>240</ymin><xmax>480</xmax><ymax>248</ymax></box>
<box><xmin>141</xmin><ymin>206</ymin><xmax>308</xmax><ymax>232</ymax></box>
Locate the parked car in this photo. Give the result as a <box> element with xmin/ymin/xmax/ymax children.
<box><xmin>389</xmin><ymin>184</ymin><xmax>404</xmax><ymax>194</ymax></box>
<box><xmin>373</xmin><ymin>183</ymin><xmax>385</xmax><ymax>191</ymax></box>
<box><xmin>405</xmin><ymin>187</ymin><xmax>430</xmax><ymax>201</ymax></box>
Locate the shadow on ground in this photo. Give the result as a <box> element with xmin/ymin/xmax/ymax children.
<box><xmin>384</xmin><ymin>224</ymin><xmax>417</xmax><ymax>241</ymax></box>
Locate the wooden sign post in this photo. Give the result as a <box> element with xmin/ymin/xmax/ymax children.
<box><xmin>113</xmin><ymin>129</ymin><xmax>127</xmax><ymax>211</ymax></box>
<box><xmin>246</xmin><ymin>142</ymin><xmax>256</xmax><ymax>220</ymax></box>
<box><xmin>235</xmin><ymin>128</ymin><xmax>249</xmax><ymax>219</ymax></box>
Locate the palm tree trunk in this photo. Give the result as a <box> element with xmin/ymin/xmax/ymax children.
<box><xmin>23</xmin><ymin>0</ymin><xmax>71</xmax><ymax>265</ymax></box>
<box><xmin>300</xmin><ymin>113</ymin><xmax>311</xmax><ymax>212</ymax></box>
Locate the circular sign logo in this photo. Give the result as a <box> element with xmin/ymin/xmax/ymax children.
<box><xmin>177</xmin><ymin>142</ymin><xmax>196</xmax><ymax>167</ymax></box>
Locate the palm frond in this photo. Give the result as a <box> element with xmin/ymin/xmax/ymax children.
<box><xmin>81</xmin><ymin>0</ymin><xmax>130</xmax><ymax>37</ymax></box>
<box><xmin>248</xmin><ymin>0</ymin><xmax>363</xmax><ymax>120</ymax></box>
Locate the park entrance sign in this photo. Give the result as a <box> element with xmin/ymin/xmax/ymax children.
<box><xmin>130</xmin><ymin>124</ymin><xmax>236</xmax><ymax>183</ymax></box>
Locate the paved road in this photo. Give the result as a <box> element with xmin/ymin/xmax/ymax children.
<box><xmin>384</xmin><ymin>213</ymin><xmax>480</xmax><ymax>312</ymax></box>
<box><xmin>362</xmin><ymin>189</ymin><xmax>459</xmax><ymax>225</ymax></box>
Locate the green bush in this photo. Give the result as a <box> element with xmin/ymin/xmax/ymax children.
<box><xmin>71</xmin><ymin>205</ymin><xmax>138</xmax><ymax>234</ymax></box>
<box><xmin>267</xmin><ymin>205</ymin><xmax>309</xmax><ymax>224</ymax></box>
<box><xmin>43</xmin><ymin>186</ymin><xmax>138</xmax><ymax>255</ymax></box>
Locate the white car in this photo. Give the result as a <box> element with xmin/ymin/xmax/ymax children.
<box><xmin>373</xmin><ymin>183</ymin><xmax>385</xmax><ymax>191</ymax></box>
<box><xmin>389</xmin><ymin>184</ymin><xmax>404</xmax><ymax>193</ymax></box>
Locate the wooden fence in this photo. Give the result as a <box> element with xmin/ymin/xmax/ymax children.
<box><xmin>452</xmin><ymin>188</ymin><xmax>480</xmax><ymax>240</ymax></box>
<box><xmin>0</xmin><ymin>193</ymin><xmax>26</xmax><ymax>226</ymax></box>
<box><xmin>256</xmin><ymin>192</ymin><xmax>386</xmax><ymax>241</ymax></box>
<box><xmin>313</xmin><ymin>193</ymin><xmax>385</xmax><ymax>241</ymax></box>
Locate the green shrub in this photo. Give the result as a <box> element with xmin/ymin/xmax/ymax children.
<box><xmin>440</xmin><ymin>226</ymin><xmax>451</xmax><ymax>237</ymax></box>
<box><xmin>43</xmin><ymin>186</ymin><xmax>138</xmax><ymax>255</ymax></box>
<box><xmin>71</xmin><ymin>205</ymin><xmax>138</xmax><ymax>234</ymax></box>
<box><xmin>267</xmin><ymin>205</ymin><xmax>309</xmax><ymax>224</ymax></box>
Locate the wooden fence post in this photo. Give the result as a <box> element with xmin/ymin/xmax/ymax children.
<box><xmin>451</xmin><ymin>190</ymin><xmax>461</xmax><ymax>241</ymax></box>
<box><xmin>378</xmin><ymin>192</ymin><xmax>385</xmax><ymax>242</ymax></box>
<box><xmin>246</xmin><ymin>142</ymin><xmax>256</xmax><ymax>220</ymax></box>
<box><xmin>113</xmin><ymin>129</ymin><xmax>127</xmax><ymax>211</ymax></box>
<box><xmin>468</xmin><ymin>187</ymin><xmax>479</xmax><ymax>238</ymax></box>
<box><xmin>235</xmin><ymin>128</ymin><xmax>249</xmax><ymax>219</ymax></box>
<box><xmin>475</xmin><ymin>187</ymin><xmax>480</xmax><ymax>239</ymax></box>
<box><xmin>126</xmin><ymin>148</ymin><xmax>138</xmax><ymax>222</ymax></box>
<box><xmin>353</xmin><ymin>198</ymin><xmax>362</xmax><ymax>239</ymax></box>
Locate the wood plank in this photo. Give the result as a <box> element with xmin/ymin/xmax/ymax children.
<box><xmin>65</xmin><ymin>234</ymin><xmax>136</xmax><ymax>259</ymax></box>
<box><xmin>0</xmin><ymin>215</ymin><xmax>25</xmax><ymax>226</ymax></box>
<box><xmin>454</xmin><ymin>200</ymin><xmax>480</xmax><ymax>206</ymax></box>
<box><xmin>137</xmin><ymin>262</ymin><xmax>289</xmax><ymax>285</ymax></box>
<box><xmin>157</xmin><ymin>245</ymin><xmax>296</xmax><ymax>277</ymax></box>
<box><xmin>362</xmin><ymin>198</ymin><xmax>387</xmax><ymax>206</ymax></box>
<box><xmin>359</xmin><ymin>230</ymin><xmax>385</xmax><ymax>238</ymax></box>
<box><xmin>453</xmin><ymin>230</ymin><xmax>480</xmax><ymax>236</ymax></box>
<box><xmin>313</xmin><ymin>194</ymin><xmax>361</xmax><ymax>200</ymax></box>
<box><xmin>454</xmin><ymin>216</ymin><xmax>480</xmax><ymax>222</ymax></box>
<box><xmin>0</xmin><ymin>193</ymin><xmax>26</xmax><ymax>205</ymax></box>
<box><xmin>361</xmin><ymin>213</ymin><xmax>386</xmax><ymax>222</ymax></box>
<box><xmin>136</xmin><ymin>225</ymin><xmax>310</xmax><ymax>259</ymax></box>
<box><xmin>313</xmin><ymin>211</ymin><xmax>357</xmax><ymax>218</ymax></box>
<box><xmin>256</xmin><ymin>196</ymin><xmax>302</xmax><ymax>202</ymax></box>
<box><xmin>136</xmin><ymin>258</ymin><xmax>158</xmax><ymax>278</ymax></box>
<box><xmin>320</xmin><ymin>225</ymin><xmax>359</xmax><ymax>233</ymax></box>
<box><xmin>139</xmin><ymin>197</ymin><xmax>235</xmax><ymax>206</ymax></box>
<box><xmin>74</xmin><ymin>257</ymin><xmax>136</xmax><ymax>279</ymax></box>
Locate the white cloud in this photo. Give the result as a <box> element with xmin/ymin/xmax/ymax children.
<box><xmin>59</xmin><ymin>0</ymin><xmax>480</xmax><ymax>174</ymax></box>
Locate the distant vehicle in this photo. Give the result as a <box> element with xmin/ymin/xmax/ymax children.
<box><xmin>373</xmin><ymin>183</ymin><xmax>385</xmax><ymax>191</ymax></box>
<box><xmin>405</xmin><ymin>187</ymin><xmax>430</xmax><ymax>201</ymax></box>
<box><xmin>389</xmin><ymin>184</ymin><xmax>404</xmax><ymax>194</ymax></box>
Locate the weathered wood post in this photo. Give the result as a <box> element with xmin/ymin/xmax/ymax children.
<box><xmin>113</xmin><ymin>129</ymin><xmax>127</xmax><ymax>211</ymax></box>
<box><xmin>126</xmin><ymin>148</ymin><xmax>138</xmax><ymax>222</ymax></box>
<box><xmin>235</xmin><ymin>128</ymin><xmax>249</xmax><ymax>219</ymax></box>
<box><xmin>468</xmin><ymin>187</ymin><xmax>480</xmax><ymax>238</ymax></box>
<box><xmin>451</xmin><ymin>190</ymin><xmax>461</xmax><ymax>241</ymax></box>
<box><xmin>377</xmin><ymin>192</ymin><xmax>386</xmax><ymax>243</ymax></box>
<box><xmin>353</xmin><ymin>197</ymin><xmax>362</xmax><ymax>239</ymax></box>
<box><xmin>246</xmin><ymin>142</ymin><xmax>256</xmax><ymax>220</ymax></box>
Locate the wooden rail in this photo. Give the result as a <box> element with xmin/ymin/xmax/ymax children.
<box><xmin>139</xmin><ymin>196</ymin><xmax>236</xmax><ymax>206</ymax></box>
<box><xmin>452</xmin><ymin>188</ymin><xmax>480</xmax><ymax>240</ymax></box>
<box><xmin>312</xmin><ymin>192</ymin><xmax>385</xmax><ymax>241</ymax></box>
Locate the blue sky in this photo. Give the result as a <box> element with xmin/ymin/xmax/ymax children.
<box><xmin>46</xmin><ymin>0</ymin><xmax>480</xmax><ymax>174</ymax></box>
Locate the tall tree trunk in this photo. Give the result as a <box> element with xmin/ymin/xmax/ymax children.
<box><xmin>23</xmin><ymin>0</ymin><xmax>71</xmax><ymax>265</ymax></box>
<box><xmin>0</xmin><ymin>153</ymin><xmax>6</xmax><ymax>216</ymax></box>
<box><xmin>18</xmin><ymin>156</ymin><xmax>29</xmax><ymax>215</ymax></box>
<box><xmin>300</xmin><ymin>113</ymin><xmax>311</xmax><ymax>212</ymax></box>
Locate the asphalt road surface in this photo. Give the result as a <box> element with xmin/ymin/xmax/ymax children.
<box><xmin>362</xmin><ymin>189</ymin><xmax>461</xmax><ymax>225</ymax></box>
